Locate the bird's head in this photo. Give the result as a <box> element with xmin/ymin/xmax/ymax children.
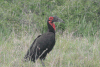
<box><xmin>47</xmin><ymin>16</ymin><xmax>64</xmax><ymax>31</ymax></box>
<box><xmin>48</xmin><ymin>16</ymin><xmax>65</xmax><ymax>23</ymax></box>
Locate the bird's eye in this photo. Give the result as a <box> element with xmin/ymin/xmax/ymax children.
<box><xmin>49</xmin><ymin>17</ymin><xmax>54</xmax><ymax>21</ymax></box>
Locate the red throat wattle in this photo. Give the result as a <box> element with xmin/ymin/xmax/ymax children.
<box><xmin>48</xmin><ymin>17</ymin><xmax>56</xmax><ymax>30</ymax></box>
<box><xmin>49</xmin><ymin>21</ymin><xmax>56</xmax><ymax>30</ymax></box>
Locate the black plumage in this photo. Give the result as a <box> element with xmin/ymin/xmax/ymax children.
<box><xmin>24</xmin><ymin>16</ymin><xmax>64</xmax><ymax>62</ymax></box>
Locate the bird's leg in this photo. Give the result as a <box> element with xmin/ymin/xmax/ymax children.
<box><xmin>41</xmin><ymin>60</ymin><xmax>46</xmax><ymax>67</ymax></box>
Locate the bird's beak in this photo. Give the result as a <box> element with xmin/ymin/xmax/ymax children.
<box><xmin>57</xmin><ymin>18</ymin><xmax>65</xmax><ymax>23</ymax></box>
<box><xmin>53</xmin><ymin>16</ymin><xmax>65</xmax><ymax>23</ymax></box>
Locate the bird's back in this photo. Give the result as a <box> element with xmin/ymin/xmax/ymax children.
<box><xmin>36</xmin><ymin>32</ymin><xmax>55</xmax><ymax>49</ymax></box>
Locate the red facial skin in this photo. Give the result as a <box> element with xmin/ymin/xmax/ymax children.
<box><xmin>48</xmin><ymin>17</ymin><xmax>56</xmax><ymax>30</ymax></box>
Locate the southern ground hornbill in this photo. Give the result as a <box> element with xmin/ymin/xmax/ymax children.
<box><xmin>24</xmin><ymin>16</ymin><xmax>64</xmax><ymax>66</ymax></box>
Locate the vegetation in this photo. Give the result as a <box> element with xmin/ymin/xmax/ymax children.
<box><xmin>0</xmin><ymin>0</ymin><xmax>100</xmax><ymax>67</ymax></box>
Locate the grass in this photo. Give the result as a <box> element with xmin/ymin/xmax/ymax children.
<box><xmin>0</xmin><ymin>0</ymin><xmax>100</xmax><ymax>37</ymax></box>
<box><xmin>0</xmin><ymin>30</ymin><xmax>100</xmax><ymax>67</ymax></box>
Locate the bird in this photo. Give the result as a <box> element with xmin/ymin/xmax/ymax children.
<box><xmin>24</xmin><ymin>16</ymin><xmax>64</xmax><ymax>66</ymax></box>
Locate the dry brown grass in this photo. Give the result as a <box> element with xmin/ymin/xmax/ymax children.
<box><xmin>0</xmin><ymin>31</ymin><xmax>100</xmax><ymax>67</ymax></box>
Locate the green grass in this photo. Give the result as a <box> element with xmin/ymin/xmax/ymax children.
<box><xmin>0</xmin><ymin>0</ymin><xmax>100</xmax><ymax>37</ymax></box>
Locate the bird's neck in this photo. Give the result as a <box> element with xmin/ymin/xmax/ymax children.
<box><xmin>47</xmin><ymin>21</ymin><xmax>55</xmax><ymax>33</ymax></box>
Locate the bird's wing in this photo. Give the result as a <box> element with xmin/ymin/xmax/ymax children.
<box><xmin>35</xmin><ymin>32</ymin><xmax>55</xmax><ymax>53</ymax></box>
<box><xmin>24</xmin><ymin>35</ymin><xmax>41</xmax><ymax>59</ymax></box>
<box><xmin>33</xmin><ymin>32</ymin><xmax>55</xmax><ymax>60</ymax></box>
<box><xmin>30</xmin><ymin>35</ymin><xmax>41</xmax><ymax>49</ymax></box>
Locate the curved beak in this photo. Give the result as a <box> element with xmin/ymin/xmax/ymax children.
<box><xmin>53</xmin><ymin>16</ymin><xmax>65</xmax><ymax>23</ymax></box>
<box><xmin>57</xmin><ymin>17</ymin><xmax>65</xmax><ymax>23</ymax></box>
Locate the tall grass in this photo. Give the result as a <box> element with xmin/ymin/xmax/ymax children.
<box><xmin>0</xmin><ymin>30</ymin><xmax>100</xmax><ymax>67</ymax></box>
